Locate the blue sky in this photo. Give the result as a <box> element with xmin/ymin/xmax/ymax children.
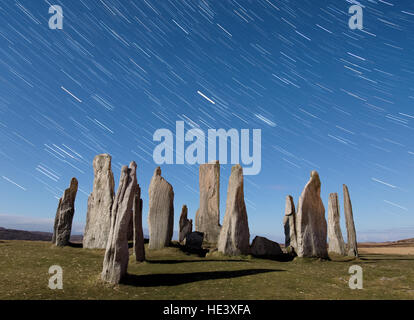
<box><xmin>0</xmin><ymin>0</ymin><xmax>413</xmax><ymax>242</ymax></box>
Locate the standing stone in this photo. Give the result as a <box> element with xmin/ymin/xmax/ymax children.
<box><xmin>83</xmin><ymin>154</ymin><xmax>115</xmax><ymax>249</ymax></box>
<box><xmin>328</xmin><ymin>193</ymin><xmax>346</xmax><ymax>255</ymax></box>
<box><xmin>133</xmin><ymin>185</ymin><xmax>145</xmax><ymax>262</ymax></box>
<box><xmin>148</xmin><ymin>167</ymin><xmax>174</xmax><ymax>250</ymax></box>
<box><xmin>52</xmin><ymin>178</ymin><xmax>78</xmax><ymax>247</ymax></box>
<box><xmin>179</xmin><ymin>205</ymin><xmax>193</xmax><ymax>243</ymax></box>
<box><xmin>195</xmin><ymin>161</ymin><xmax>221</xmax><ymax>245</ymax></box>
<box><xmin>343</xmin><ymin>185</ymin><xmax>359</xmax><ymax>257</ymax></box>
<box><xmin>295</xmin><ymin>171</ymin><xmax>328</xmax><ymax>258</ymax></box>
<box><xmin>101</xmin><ymin>162</ymin><xmax>137</xmax><ymax>284</ymax></box>
<box><xmin>218</xmin><ymin>165</ymin><xmax>250</xmax><ymax>256</ymax></box>
<box><xmin>283</xmin><ymin>195</ymin><xmax>297</xmax><ymax>253</ymax></box>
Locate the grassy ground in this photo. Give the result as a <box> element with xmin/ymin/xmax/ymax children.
<box><xmin>0</xmin><ymin>240</ymin><xmax>413</xmax><ymax>300</ymax></box>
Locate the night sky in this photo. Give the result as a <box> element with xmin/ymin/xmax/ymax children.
<box><xmin>0</xmin><ymin>0</ymin><xmax>413</xmax><ymax>242</ymax></box>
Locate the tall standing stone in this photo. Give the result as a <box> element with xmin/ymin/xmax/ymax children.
<box><xmin>83</xmin><ymin>154</ymin><xmax>115</xmax><ymax>249</ymax></box>
<box><xmin>295</xmin><ymin>171</ymin><xmax>328</xmax><ymax>258</ymax></box>
<box><xmin>133</xmin><ymin>185</ymin><xmax>145</xmax><ymax>262</ymax></box>
<box><xmin>148</xmin><ymin>167</ymin><xmax>174</xmax><ymax>250</ymax></box>
<box><xmin>179</xmin><ymin>205</ymin><xmax>193</xmax><ymax>243</ymax></box>
<box><xmin>102</xmin><ymin>162</ymin><xmax>137</xmax><ymax>284</ymax></box>
<box><xmin>283</xmin><ymin>195</ymin><xmax>297</xmax><ymax>253</ymax></box>
<box><xmin>195</xmin><ymin>161</ymin><xmax>221</xmax><ymax>244</ymax></box>
<box><xmin>328</xmin><ymin>193</ymin><xmax>346</xmax><ymax>255</ymax></box>
<box><xmin>218</xmin><ymin>165</ymin><xmax>250</xmax><ymax>256</ymax></box>
<box><xmin>52</xmin><ymin>178</ymin><xmax>78</xmax><ymax>247</ymax></box>
<box><xmin>343</xmin><ymin>184</ymin><xmax>358</xmax><ymax>257</ymax></box>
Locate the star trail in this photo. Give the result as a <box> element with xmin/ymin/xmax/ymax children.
<box><xmin>0</xmin><ymin>0</ymin><xmax>413</xmax><ymax>241</ymax></box>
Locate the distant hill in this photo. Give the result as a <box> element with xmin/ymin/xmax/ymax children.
<box><xmin>393</xmin><ymin>238</ymin><xmax>414</xmax><ymax>243</ymax></box>
<box><xmin>1</xmin><ymin>226</ymin><xmax>412</xmax><ymax>246</ymax></box>
<box><xmin>0</xmin><ymin>227</ymin><xmax>82</xmax><ymax>242</ymax></box>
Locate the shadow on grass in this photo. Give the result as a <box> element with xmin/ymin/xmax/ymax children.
<box><xmin>252</xmin><ymin>254</ymin><xmax>295</xmax><ymax>262</ymax></box>
<box><xmin>359</xmin><ymin>254</ymin><xmax>414</xmax><ymax>262</ymax></box>
<box><xmin>122</xmin><ymin>269</ymin><xmax>283</xmax><ymax>287</ymax></box>
<box><xmin>327</xmin><ymin>256</ymin><xmax>358</xmax><ymax>263</ymax></box>
<box><xmin>169</xmin><ymin>241</ymin><xmax>210</xmax><ymax>257</ymax></box>
<box><xmin>328</xmin><ymin>254</ymin><xmax>414</xmax><ymax>264</ymax></box>
<box><xmin>68</xmin><ymin>242</ymin><xmax>83</xmax><ymax>248</ymax></box>
<box><xmin>146</xmin><ymin>259</ymin><xmax>249</xmax><ymax>264</ymax></box>
<box><xmin>180</xmin><ymin>247</ymin><xmax>209</xmax><ymax>257</ymax></box>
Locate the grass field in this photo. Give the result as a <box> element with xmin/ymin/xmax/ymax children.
<box><xmin>0</xmin><ymin>240</ymin><xmax>413</xmax><ymax>300</ymax></box>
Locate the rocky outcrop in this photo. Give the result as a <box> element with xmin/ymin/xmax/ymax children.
<box><xmin>52</xmin><ymin>178</ymin><xmax>78</xmax><ymax>247</ymax></box>
<box><xmin>295</xmin><ymin>171</ymin><xmax>328</xmax><ymax>258</ymax></box>
<box><xmin>343</xmin><ymin>185</ymin><xmax>358</xmax><ymax>257</ymax></box>
<box><xmin>83</xmin><ymin>154</ymin><xmax>115</xmax><ymax>249</ymax></box>
<box><xmin>101</xmin><ymin>162</ymin><xmax>137</xmax><ymax>284</ymax></box>
<box><xmin>179</xmin><ymin>205</ymin><xmax>192</xmax><ymax>243</ymax></box>
<box><xmin>283</xmin><ymin>195</ymin><xmax>297</xmax><ymax>253</ymax></box>
<box><xmin>184</xmin><ymin>232</ymin><xmax>204</xmax><ymax>251</ymax></box>
<box><xmin>133</xmin><ymin>185</ymin><xmax>145</xmax><ymax>262</ymax></box>
<box><xmin>217</xmin><ymin>165</ymin><xmax>250</xmax><ymax>256</ymax></box>
<box><xmin>148</xmin><ymin>167</ymin><xmax>174</xmax><ymax>250</ymax></box>
<box><xmin>328</xmin><ymin>193</ymin><xmax>346</xmax><ymax>255</ymax></box>
<box><xmin>250</xmin><ymin>236</ymin><xmax>283</xmax><ymax>257</ymax></box>
<box><xmin>195</xmin><ymin>161</ymin><xmax>221</xmax><ymax>244</ymax></box>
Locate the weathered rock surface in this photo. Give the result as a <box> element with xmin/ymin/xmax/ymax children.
<box><xmin>133</xmin><ymin>185</ymin><xmax>145</xmax><ymax>262</ymax></box>
<box><xmin>295</xmin><ymin>171</ymin><xmax>328</xmax><ymax>258</ymax></box>
<box><xmin>83</xmin><ymin>154</ymin><xmax>115</xmax><ymax>249</ymax></box>
<box><xmin>217</xmin><ymin>165</ymin><xmax>250</xmax><ymax>256</ymax></box>
<box><xmin>283</xmin><ymin>195</ymin><xmax>297</xmax><ymax>253</ymax></box>
<box><xmin>250</xmin><ymin>236</ymin><xmax>283</xmax><ymax>257</ymax></box>
<box><xmin>148</xmin><ymin>167</ymin><xmax>174</xmax><ymax>250</ymax></box>
<box><xmin>179</xmin><ymin>205</ymin><xmax>192</xmax><ymax>243</ymax></box>
<box><xmin>52</xmin><ymin>178</ymin><xmax>78</xmax><ymax>247</ymax></box>
<box><xmin>184</xmin><ymin>232</ymin><xmax>204</xmax><ymax>250</ymax></box>
<box><xmin>101</xmin><ymin>162</ymin><xmax>137</xmax><ymax>284</ymax></box>
<box><xmin>195</xmin><ymin>161</ymin><xmax>221</xmax><ymax>244</ymax></box>
<box><xmin>127</xmin><ymin>217</ymin><xmax>134</xmax><ymax>242</ymax></box>
<box><xmin>343</xmin><ymin>184</ymin><xmax>359</xmax><ymax>257</ymax></box>
<box><xmin>328</xmin><ymin>193</ymin><xmax>346</xmax><ymax>255</ymax></box>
